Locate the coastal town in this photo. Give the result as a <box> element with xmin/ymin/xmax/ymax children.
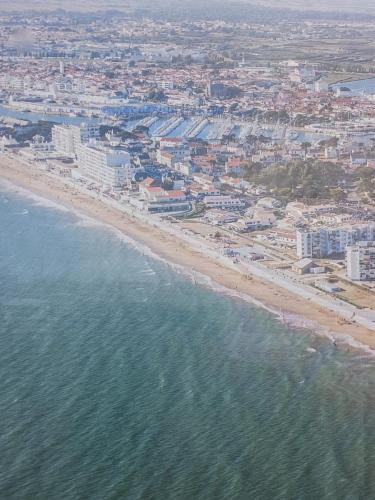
<box><xmin>1</xmin><ymin>8</ymin><xmax>375</xmax><ymax>336</ymax></box>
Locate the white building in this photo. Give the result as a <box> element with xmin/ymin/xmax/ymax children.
<box><xmin>0</xmin><ymin>74</ymin><xmax>25</xmax><ymax>92</ymax></box>
<box><xmin>29</xmin><ymin>136</ymin><xmax>55</xmax><ymax>159</ymax></box>
<box><xmin>174</xmin><ymin>160</ymin><xmax>195</xmax><ymax>176</ymax></box>
<box><xmin>77</xmin><ymin>143</ymin><xmax>133</xmax><ymax>190</ymax></box>
<box><xmin>296</xmin><ymin>229</ymin><xmax>323</xmax><ymax>258</ymax></box>
<box><xmin>156</xmin><ymin>147</ymin><xmax>189</xmax><ymax>166</ymax></box>
<box><xmin>52</xmin><ymin>125</ymin><xmax>75</xmax><ymax>156</ymax></box>
<box><xmin>232</xmin><ymin>217</ymin><xmax>273</xmax><ymax>232</ymax></box>
<box><xmin>137</xmin><ymin>185</ymin><xmax>190</xmax><ymax>213</ymax></box>
<box><xmin>289</xmin><ymin>66</ymin><xmax>315</xmax><ymax>84</ymax></box>
<box><xmin>77</xmin><ymin>123</ymin><xmax>100</xmax><ymax>143</ymax></box>
<box><xmin>203</xmin><ymin>195</ymin><xmax>245</xmax><ymax>209</ymax></box>
<box><xmin>52</xmin><ymin>123</ymin><xmax>100</xmax><ymax>156</ymax></box>
<box><xmin>158</xmin><ymin>81</ymin><xmax>174</xmax><ymax>90</ymax></box>
<box><xmin>53</xmin><ymin>77</ymin><xmax>86</xmax><ymax>94</ymax></box>
<box><xmin>347</xmin><ymin>242</ymin><xmax>375</xmax><ymax>281</ymax></box>
<box><xmin>296</xmin><ymin>224</ymin><xmax>375</xmax><ymax>258</ymax></box>
<box><xmin>314</xmin><ymin>78</ymin><xmax>329</xmax><ymax>93</ymax></box>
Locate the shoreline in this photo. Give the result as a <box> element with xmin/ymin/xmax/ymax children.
<box><xmin>1</xmin><ymin>154</ymin><xmax>375</xmax><ymax>352</ymax></box>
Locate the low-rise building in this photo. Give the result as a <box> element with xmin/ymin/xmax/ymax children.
<box><xmin>141</xmin><ymin>186</ymin><xmax>190</xmax><ymax>213</ymax></box>
<box><xmin>190</xmin><ymin>183</ymin><xmax>221</xmax><ymax>199</ymax></box>
<box><xmin>292</xmin><ymin>258</ymin><xmax>315</xmax><ymax>275</ymax></box>
<box><xmin>203</xmin><ymin>195</ymin><xmax>245</xmax><ymax>210</ymax></box>
<box><xmin>175</xmin><ymin>160</ymin><xmax>195</xmax><ymax>177</ymax></box>
<box><xmin>292</xmin><ymin>259</ymin><xmax>325</xmax><ymax>275</ymax></box>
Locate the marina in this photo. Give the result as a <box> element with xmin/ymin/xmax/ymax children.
<box><xmin>121</xmin><ymin>115</ymin><xmax>328</xmax><ymax>144</ymax></box>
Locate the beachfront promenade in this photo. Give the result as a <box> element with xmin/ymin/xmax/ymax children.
<box><xmin>39</xmin><ymin>161</ymin><xmax>375</xmax><ymax>335</ymax></box>
<box><xmin>1</xmin><ymin>152</ymin><xmax>375</xmax><ymax>346</ymax></box>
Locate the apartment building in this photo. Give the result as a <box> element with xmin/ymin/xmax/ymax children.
<box><xmin>347</xmin><ymin>242</ymin><xmax>375</xmax><ymax>281</ymax></box>
<box><xmin>203</xmin><ymin>195</ymin><xmax>245</xmax><ymax>209</ymax></box>
<box><xmin>296</xmin><ymin>224</ymin><xmax>375</xmax><ymax>258</ymax></box>
<box><xmin>76</xmin><ymin>143</ymin><xmax>133</xmax><ymax>190</ymax></box>
<box><xmin>156</xmin><ymin>146</ymin><xmax>189</xmax><ymax>166</ymax></box>
<box><xmin>0</xmin><ymin>75</ymin><xmax>25</xmax><ymax>92</ymax></box>
<box><xmin>139</xmin><ymin>186</ymin><xmax>190</xmax><ymax>213</ymax></box>
<box><xmin>52</xmin><ymin>123</ymin><xmax>100</xmax><ymax>156</ymax></box>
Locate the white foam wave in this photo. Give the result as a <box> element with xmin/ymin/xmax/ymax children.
<box><xmin>306</xmin><ymin>347</ymin><xmax>317</xmax><ymax>354</ymax></box>
<box><xmin>3</xmin><ymin>177</ymin><xmax>375</xmax><ymax>357</ymax></box>
<box><xmin>108</xmin><ymin>232</ymin><xmax>375</xmax><ymax>358</ymax></box>
<box><xmin>0</xmin><ymin>179</ymin><xmax>70</xmax><ymax>212</ymax></box>
<box><xmin>72</xmin><ymin>219</ymin><xmax>104</xmax><ymax>228</ymax></box>
<box><xmin>329</xmin><ymin>332</ymin><xmax>375</xmax><ymax>357</ymax></box>
<box><xmin>31</xmin><ymin>198</ymin><xmax>70</xmax><ymax>212</ymax></box>
<box><xmin>140</xmin><ymin>269</ymin><xmax>156</xmax><ymax>275</ymax></box>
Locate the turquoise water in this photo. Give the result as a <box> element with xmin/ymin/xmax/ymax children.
<box><xmin>1</xmin><ymin>184</ymin><xmax>375</xmax><ymax>499</ymax></box>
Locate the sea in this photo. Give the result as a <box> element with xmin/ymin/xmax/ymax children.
<box><xmin>1</xmin><ymin>182</ymin><xmax>375</xmax><ymax>500</ymax></box>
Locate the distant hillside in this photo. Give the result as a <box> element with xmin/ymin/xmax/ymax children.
<box><xmin>0</xmin><ymin>0</ymin><xmax>374</xmax><ymax>19</ymax></box>
<box><xmin>248</xmin><ymin>0</ymin><xmax>375</xmax><ymax>14</ymax></box>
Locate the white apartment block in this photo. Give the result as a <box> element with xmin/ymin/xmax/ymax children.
<box><xmin>175</xmin><ymin>161</ymin><xmax>195</xmax><ymax>176</ymax></box>
<box><xmin>141</xmin><ymin>188</ymin><xmax>189</xmax><ymax>213</ymax></box>
<box><xmin>55</xmin><ymin>78</ymin><xmax>86</xmax><ymax>94</ymax></box>
<box><xmin>52</xmin><ymin>125</ymin><xmax>75</xmax><ymax>155</ymax></box>
<box><xmin>156</xmin><ymin>147</ymin><xmax>189</xmax><ymax>165</ymax></box>
<box><xmin>0</xmin><ymin>75</ymin><xmax>25</xmax><ymax>92</ymax></box>
<box><xmin>158</xmin><ymin>81</ymin><xmax>174</xmax><ymax>90</ymax></box>
<box><xmin>52</xmin><ymin>123</ymin><xmax>100</xmax><ymax>156</ymax></box>
<box><xmin>203</xmin><ymin>195</ymin><xmax>245</xmax><ymax>209</ymax></box>
<box><xmin>296</xmin><ymin>225</ymin><xmax>375</xmax><ymax>258</ymax></box>
<box><xmin>77</xmin><ymin>123</ymin><xmax>100</xmax><ymax>143</ymax></box>
<box><xmin>347</xmin><ymin>242</ymin><xmax>375</xmax><ymax>281</ymax></box>
<box><xmin>77</xmin><ymin>143</ymin><xmax>133</xmax><ymax>190</ymax></box>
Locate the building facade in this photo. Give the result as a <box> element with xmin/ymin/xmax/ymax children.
<box><xmin>76</xmin><ymin>143</ymin><xmax>133</xmax><ymax>190</ymax></box>
<box><xmin>203</xmin><ymin>195</ymin><xmax>245</xmax><ymax>209</ymax></box>
<box><xmin>296</xmin><ymin>225</ymin><xmax>375</xmax><ymax>258</ymax></box>
<box><xmin>52</xmin><ymin>123</ymin><xmax>100</xmax><ymax>156</ymax></box>
<box><xmin>347</xmin><ymin>242</ymin><xmax>375</xmax><ymax>281</ymax></box>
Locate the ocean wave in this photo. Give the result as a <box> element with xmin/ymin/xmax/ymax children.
<box><xmin>329</xmin><ymin>332</ymin><xmax>375</xmax><ymax>356</ymax></box>
<box><xmin>0</xmin><ymin>179</ymin><xmax>70</xmax><ymax>212</ymax></box>
<box><xmin>108</xmin><ymin>231</ymin><xmax>375</xmax><ymax>358</ymax></box>
<box><xmin>140</xmin><ymin>269</ymin><xmax>156</xmax><ymax>275</ymax></box>
<box><xmin>31</xmin><ymin>198</ymin><xmax>70</xmax><ymax>212</ymax></box>
<box><xmin>3</xmin><ymin>177</ymin><xmax>375</xmax><ymax>357</ymax></box>
<box><xmin>72</xmin><ymin>219</ymin><xmax>104</xmax><ymax>228</ymax></box>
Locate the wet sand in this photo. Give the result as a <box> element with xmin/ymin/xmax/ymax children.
<box><xmin>1</xmin><ymin>154</ymin><xmax>375</xmax><ymax>351</ymax></box>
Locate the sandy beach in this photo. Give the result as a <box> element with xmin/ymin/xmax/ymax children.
<box><xmin>1</xmin><ymin>154</ymin><xmax>375</xmax><ymax>351</ymax></box>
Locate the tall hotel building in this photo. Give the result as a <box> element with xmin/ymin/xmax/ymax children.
<box><xmin>76</xmin><ymin>143</ymin><xmax>133</xmax><ymax>190</ymax></box>
<box><xmin>52</xmin><ymin>123</ymin><xmax>100</xmax><ymax>156</ymax></box>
